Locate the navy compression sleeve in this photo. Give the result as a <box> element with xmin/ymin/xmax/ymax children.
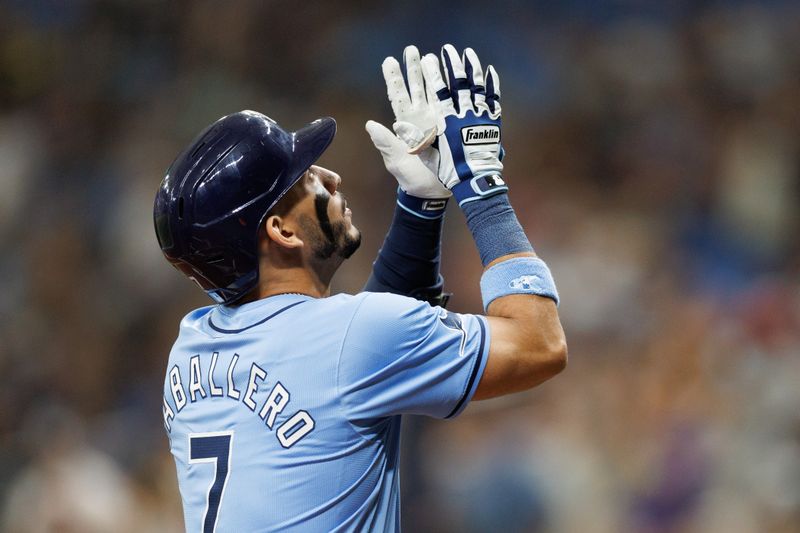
<box><xmin>364</xmin><ymin>202</ymin><xmax>445</xmax><ymax>300</ymax></box>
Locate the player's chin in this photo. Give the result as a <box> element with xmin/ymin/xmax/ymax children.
<box><xmin>340</xmin><ymin>226</ymin><xmax>361</xmax><ymax>259</ymax></box>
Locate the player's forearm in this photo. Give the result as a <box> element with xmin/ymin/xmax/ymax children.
<box><xmin>460</xmin><ymin>191</ymin><xmax>567</xmax><ymax>397</ymax></box>
<box><xmin>363</xmin><ymin>198</ymin><xmax>446</xmax><ymax>300</ymax></box>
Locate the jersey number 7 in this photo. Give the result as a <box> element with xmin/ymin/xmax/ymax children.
<box><xmin>189</xmin><ymin>431</ymin><xmax>234</xmax><ymax>533</ymax></box>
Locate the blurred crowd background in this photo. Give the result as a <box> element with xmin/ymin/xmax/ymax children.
<box><xmin>1</xmin><ymin>0</ymin><xmax>798</xmax><ymax>531</ymax></box>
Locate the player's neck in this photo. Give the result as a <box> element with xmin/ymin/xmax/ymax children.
<box><xmin>238</xmin><ymin>265</ymin><xmax>331</xmax><ymax>304</ymax></box>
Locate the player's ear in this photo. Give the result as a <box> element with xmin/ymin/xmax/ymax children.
<box><xmin>264</xmin><ymin>215</ymin><xmax>304</xmax><ymax>249</ymax></box>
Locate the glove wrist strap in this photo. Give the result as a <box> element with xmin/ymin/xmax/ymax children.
<box><xmin>452</xmin><ymin>174</ymin><xmax>508</xmax><ymax>206</ymax></box>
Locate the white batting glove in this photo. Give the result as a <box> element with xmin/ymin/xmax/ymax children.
<box><xmin>365</xmin><ymin>121</ymin><xmax>447</xmax><ymax>199</ymax></box>
<box><xmin>366</xmin><ymin>45</ymin><xmax>451</xmax><ymax>216</ymax></box>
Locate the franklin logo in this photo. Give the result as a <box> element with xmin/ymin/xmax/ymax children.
<box><xmin>461</xmin><ymin>125</ymin><xmax>500</xmax><ymax>145</ymax></box>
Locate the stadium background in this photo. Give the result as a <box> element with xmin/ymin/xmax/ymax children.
<box><xmin>1</xmin><ymin>0</ymin><xmax>798</xmax><ymax>531</ymax></box>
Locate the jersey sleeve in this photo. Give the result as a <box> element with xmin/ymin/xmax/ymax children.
<box><xmin>337</xmin><ymin>292</ymin><xmax>489</xmax><ymax>423</ymax></box>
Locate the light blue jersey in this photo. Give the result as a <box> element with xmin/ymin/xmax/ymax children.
<box><xmin>162</xmin><ymin>291</ymin><xmax>489</xmax><ymax>532</ymax></box>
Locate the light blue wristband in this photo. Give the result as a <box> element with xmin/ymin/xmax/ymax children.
<box><xmin>479</xmin><ymin>257</ymin><xmax>559</xmax><ymax>311</ymax></box>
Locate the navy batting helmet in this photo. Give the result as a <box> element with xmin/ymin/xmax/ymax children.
<box><xmin>153</xmin><ymin>110</ymin><xmax>336</xmax><ymax>304</ymax></box>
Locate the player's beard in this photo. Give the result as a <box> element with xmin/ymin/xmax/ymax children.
<box><xmin>304</xmin><ymin>193</ymin><xmax>361</xmax><ymax>261</ymax></box>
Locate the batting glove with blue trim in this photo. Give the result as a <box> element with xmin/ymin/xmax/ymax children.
<box><xmin>418</xmin><ymin>45</ymin><xmax>508</xmax><ymax>206</ymax></box>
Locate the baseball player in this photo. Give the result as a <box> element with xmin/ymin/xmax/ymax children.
<box><xmin>154</xmin><ymin>44</ymin><xmax>566</xmax><ymax>532</ymax></box>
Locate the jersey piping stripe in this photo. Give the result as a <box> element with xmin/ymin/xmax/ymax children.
<box><xmin>445</xmin><ymin>317</ymin><xmax>486</xmax><ymax>418</ymax></box>
<box><xmin>207</xmin><ymin>300</ymin><xmax>308</xmax><ymax>334</ymax></box>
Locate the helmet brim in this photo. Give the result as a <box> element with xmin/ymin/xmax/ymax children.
<box><xmin>258</xmin><ymin>116</ymin><xmax>337</xmax><ymax>220</ymax></box>
<box><xmin>288</xmin><ymin>117</ymin><xmax>337</xmax><ymax>185</ymax></box>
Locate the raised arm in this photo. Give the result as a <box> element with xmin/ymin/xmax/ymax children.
<box><xmin>363</xmin><ymin>46</ymin><xmax>452</xmax><ymax>306</ymax></box>
<box><xmin>412</xmin><ymin>45</ymin><xmax>567</xmax><ymax>399</ymax></box>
